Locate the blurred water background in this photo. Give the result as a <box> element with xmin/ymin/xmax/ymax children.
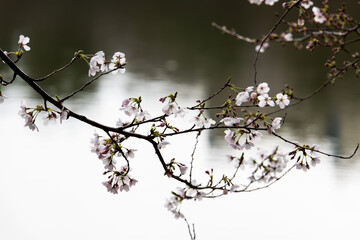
<box><xmin>0</xmin><ymin>1</ymin><xmax>359</xmax><ymax>239</ymax></box>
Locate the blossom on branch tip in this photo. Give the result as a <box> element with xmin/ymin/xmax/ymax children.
<box><xmin>88</xmin><ymin>51</ymin><xmax>107</xmax><ymax>76</ymax></box>
<box><xmin>271</xmin><ymin>117</ymin><xmax>282</xmax><ymax>132</ymax></box>
<box><xmin>312</xmin><ymin>7</ymin><xmax>326</xmax><ymax>24</ymax></box>
<box><xmin>162</xmin><ymin>102</ymin><xmax>178</xmax><ymax>115</ymax></box>
<box><xmin>235</xmin><ymin>91</ymin><xmax>249</xmax><ymax>106</ymax></box>
<box><xmin>255</xmin><ymin>42</ymin><xmax>269</xmax><ymax>53</ymax></box>
<box><xmin>18</xmin><ymin>35</ymin><xmax>30</xmax><ymax>51</ymax></box>
<box><xmin>179</xmin><ymin>165</ymin><xmax>188</xmax><ymax>175</ymax></box>
<box><xmin>43</xmin><ymin>111</ymin><xmax>58</xmax><ymax>125</ymax></box>
<box><xmin>109</xmin><ymin>51</ymin><xmax>126</xmax><ymax>74</ymax></box>
<box><xmin>301</xmin><ymin>0</ymin><xmax>313</xmax><ymax>9</ymax></box>
<box><xmin>18</xmin><ymin>101</ymin><xmax>39</xmax><ymax>132</ymax></box>
<box><xmin>220</xmin><ymin>117</ymin><xmax>243</xmax><ymax>126</ymax></box>
<box><xmin>257</xmin><ymin>82</ymin><xmax>270</xmax><ymax>95</ymax></box>
<box><xmin>190</xmin><ymin>115</ymin><xmax>215</xmax><ymax>128</ymax></box>
<box><xmin>282</xmin><ymin>33</ymin><xmax>293</xmax><ymax>42</ymax></box>
<box><xmin>59</xmin><ymin>108</ymin><xmax>69</xmax><ymax>124</ymax></box>
<box><xmin>248</xmin><ymin>0</ymin><xmax>279</xmax><ymax>6</ymax></box>
<box><xmin>158</xmin><ymin>141</ymin><xmax>170</xmax><ymax>149</ymax></box>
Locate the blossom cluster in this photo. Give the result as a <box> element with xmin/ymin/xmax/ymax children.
<box><xmin>289</xmin><ymin>144</ymin><xmax>321</xmax><ymax>171</ymax></box>
<box><xmin>252</xmin><ymin>1</ymin><xmax>328</xmax><ymax>53</ymax></box>
<box><xmin>235</xmin><ymin>82</ymin><xmax>290</xmax><ymax>109</ymax></box>
<box><xmin>245</xmin><ymin>147</ymin><xmax>289</xmax><ymax>183</ymax></box>
<box><xmin>91</xmin><ymin>132</ymin><xmax>138</xmax><ymax>194</ymax></box>
<box><xmin>160</xmin><ymin>94</ymin><xmax>216</xmax><ymax>129</ymax></box>
<box><xmin>119</xmin><ymin>97</ymin><xmax>151</xmax><ymax>123</ymax></box>
<box><xmin>18</xmin><ymin>101</ymin><xmax>68</xmax><ymax>131</ymax></box>
<box><xmin>88</xmin><ymin>51</ymin><xmax>126</xmax><ymax>76</ymax></box>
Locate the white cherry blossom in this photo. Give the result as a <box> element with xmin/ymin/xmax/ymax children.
<box><xmin>257</xmin><ymin>82</ymin><xmax>270</xmax><ymax>95</ymax></box>
<box><xmin>271</xmin><ymin>117</ymin><xmax>282</xmax><ymax>132</ymax></box>
<box><xmin>255</xmin><ymin>42</ymin><xmax>269</xmax><ymax>53</ymax></box>
<box><xmin>235</xmin><ymin>91</ymin><xmax>249</xmax><ymax>106</ymax></box>
<box><xmin>220</xmin><ymin>117</ymin><xmax>243</xmax><ymax>126</ymax></box>
<box><xmin>312</xmin><ymin>7</ymin><xmax>326</xmax><ymax>24</ymax></box>
<box><xmin>301</xmin><ymin>0</ymin><xmax>313</xmax><ymax>9</ymax></box>
<box><xmin>162</xmin><ymin>102</ymin><xmax>178</xmax><ymax>115</ymax></box>
<box><xmin>275</xmin><ymin>93</ymin><xmax>290</xmax><ymax>109</ymax></box>
<box><xmin>18</xmin><ymin>35</ymin><xmax>30</xmax><ymax>51</ymax></box>
<box><xmin>257</xmin><ymin>94</ymin><xmax>275</xmax><ymax>107</ymax></box>
<box><xmin>109</xmin><ymin>51</ymin><xmax>126</xmax><ymax>74</ymax></box>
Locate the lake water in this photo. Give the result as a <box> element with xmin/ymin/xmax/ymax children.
<box><xmin>1</xmin><ymin>1</ymin><xmax>359</xmax><ymax>239</ymax></box>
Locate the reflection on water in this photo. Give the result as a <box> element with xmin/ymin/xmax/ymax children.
<box><xmin>1</xmin><ymin>1</ymin><xmax>359</xmax><ymax>239</ymax></box>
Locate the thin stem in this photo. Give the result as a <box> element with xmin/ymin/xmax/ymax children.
<box><xmin>253</xmin><ymin>0</ymin><xmax>303</xmax><ymax>85</ymax></box>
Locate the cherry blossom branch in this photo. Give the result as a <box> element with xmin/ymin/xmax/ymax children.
<box><xmin>34</xmin><ymin>53</ymin><xmax>80</xmax><ymax>82</ymax></box>
<box><xmin>189</xmin><ymin>77</ymin><xmax>232</xmax><ymax>109</ymax></box>
<box><xmin>272</xmin><ymin>132</ymin><xmax>359</xmax><ymax>159</ymax></box>
<box><xmin>60</xmin><ymin>68</ymin><xmax>117</xmax><ymax>102</ymax></box>
<box><xmin>189</xmin><ymin>132</ymin><xmax>201</xmax><ymax>183</ymax></box>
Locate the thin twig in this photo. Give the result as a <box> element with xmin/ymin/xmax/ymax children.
<box><xmin>253</xmin><ymin>0</ymin><xmax>303</xmax><ymax>85</ymax></box>
<box><xmin>34</xmin><ymin>55</ymin><xmax>79</xmax><ymax>82</ymax></box>
<box><xmin>60</xmin><ymin>69</ymin><xmax>116</xmax><ymax>102</ymax></box>
<box><xmin>189</xmin><ymin>132</ymin><xmax>201</xmax><ymax>183</ymax></box>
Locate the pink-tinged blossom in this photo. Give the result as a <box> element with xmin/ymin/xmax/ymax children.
<box><xmin>271</xmin><ymin>117</ymin><xmax>282</xmax><ymax>132</ymax></box>
<box><xmin>255</xmin><ymin>42</ymin><xmax>269</xmax><ymax>53</ymax></box>
<box><xmin>162</xmin><ymin>102</ymin><xmax>178</xmax><ymax>115</ymax></box>
<box><xmin>88</xmin><ymin>51</ymin><xmax>107</xmax><ymax>76</ymax></box>
<box><xmin>179</xmin><ymin>165</ymin><xmax>188</xmax><ymax>175</ymax></box>
<box><xmin>190</xmin><ymin>115</ymin><xmax>215</xmax><ymax>128</ymax></box>
<box><xmin>264</xmin><ymin>0</ymin><xmax>279</xmax><ymax>6</ymax></box>
<box><xmin>301</xmin><ymin>0</ymin><xmax>313</xmax><ymax>9</ymax></box>
<box><xmin>109</xmin><ymin>51</ymin><xmax>126</xmax><ymax>74</ymax></box>
<box><xmin>59</xmin><ymin>108</ymin><xmax>69</xmax><ymax>124</ymax></box>
<box><xmin>43</xmin><ymin>111</ymin><xmax>58</xmax><ymax>126</ymax></box>
<box><xmin>220</xmin><ymin>117</ymin><xmax>243</xmax><ymax>126</ymax></box>
<box><xmin>119</xmin><ymin>183</ymin><xmax>130</xmax><ymax>192</ymax></box>
<box><xmin>298</xmin><ymin>17</ymin><xmax>305</xmax><ymax>26</ymax></box>
<box><xmin>129</xmin><ymin>178</ymin><xmax>138</xmax><ymax>187</ymax></box>
<box><xmin>249</xmin><ymin>131</ymin><xmax>263</xmax><ymax>143</ymax></box>
<box><xmin>224</xmin><ymin>129</ymin><xmax>244</xmax><ymax>150</ymax></box>
<box><xmin>137</xmin><ymin>110</ymin><xmax>151</xmax><ymax>122</ymax></box>
<box><xmin>235</xmin><ymin>91</ymin><xmax>249</xmax><ymax>106</ymax></box>
<box><xmin>18</xmin><ymin>101</ymin><xmax>39</xmax><ymax>132</ymax></box>
<box><xmin>309</xmin><ymin>144</ymin><xmax>321</xmax><ymax>167</ymax></box>
<box><xmin>125</xmin><ymin>149</ymin><xmax>137</xmax><ymax>159</ymax></box>
<box><xmin>245</xmin><ymin>86</ymin><xmax>254</xmax><ymax>92</ymax></box>
<box><xmin>257</xmin><ymin>94</ymin><xmax>275</xmax><ymax>107</ymax></box>
<box><xmin>282</xmin><ymin>33</ymin><xmax>293</xmax><ymax>42</ymax></box>
<box><xmin>203</xmin><ymin>118</ymin><xmax>216</xmax><ymax>128</ymax></box>
<box><xmin>158</xmin><ymin>141</ymin><xmax>170</xmax><ymax>149</ymax></box>
<box><xmin>174</xmin><ymin>108</ymin><xmax>186</xmax><ymax>118</ymax></box>
<box><xmin>257</xmin><ymin>82</ymin><xmax>270</xmax><ymax>95</ymax></box>
<box><xmin>121</xmin><ymin>98</ymin><xmax>130</xmax><ymax>107</ymax></box>
<box><xmin>18</xmin><ymin>35</ymin><xmax>30</xmax><ymax>51</ymax></box>
<box><xmin>312</xmin><ymin>7</ymin><xmax>326</xmax><ymax>24</ymax></box>
<box><xmin>120</xmin><ymin>102</ymin><xmax>139</xmax><ymax>116</ymax></box>
<box><xmin>275</xmin><ymin>93</ymin><xmax>290</xmax><ymax>109</ymax></box>
<box><xmin>116</xmin><ymin>118</ymin><xmax>130</xmax><ymax>127</ymax></box>
<box><xmin>248</xmin><ymin>0</ymin><xmax>263</xmax><ymax>5</ymax></box>
<box><xmin>248</xmin><ymin>0</ymin><xmax>279</xmax><ymax>5</ymax></box>
<box><xmin>194</xmin><ymin>191</ymin><xmax>206</xmax><ymax>201</ymax></box>
<box><xmin>102</xmin><ymin>180</ymin><xmax>119</xmax><ymax>194</ymax></box>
